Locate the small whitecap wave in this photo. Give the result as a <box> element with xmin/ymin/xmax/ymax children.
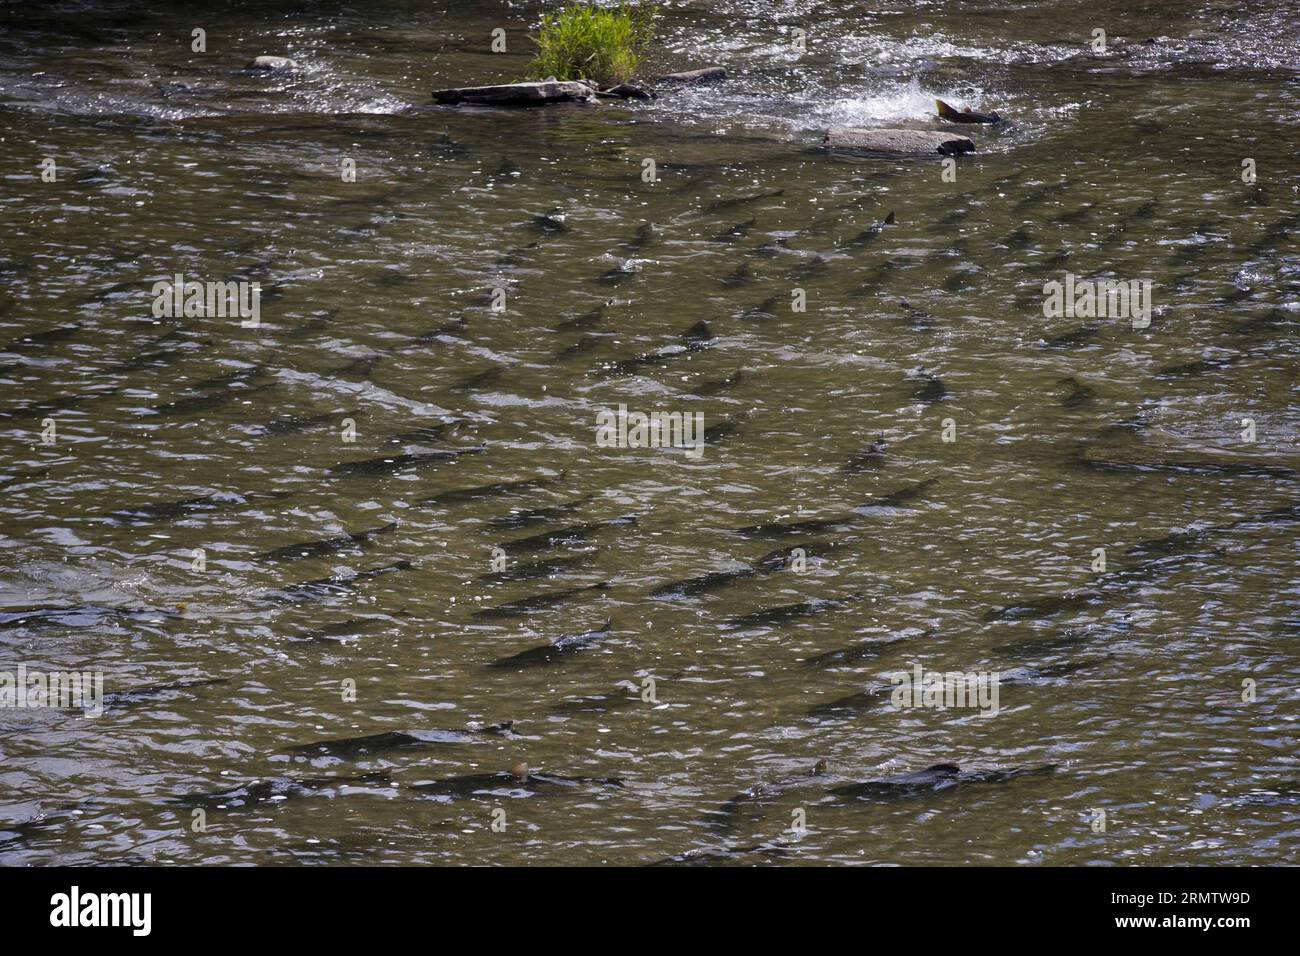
<box><xmin>810</xmin><ymin>77</ymin><xmax>983</xmax><ymax>128</ymax></box>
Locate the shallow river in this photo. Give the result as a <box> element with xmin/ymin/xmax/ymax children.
<box><xmin>1</xmin><ymin>0</ymin><xmax>1298</xmax><ymax>865</ymax></box>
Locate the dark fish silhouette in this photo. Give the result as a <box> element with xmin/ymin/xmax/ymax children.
<box><xmin>624</xmin><ymin>222</ymin><xmax>660</xmax><ymax>252</ymax></box>
<box><xmin>268</xmin><ymin>560</ymin><xmax>413</xmax><ymax>604</ymax></box>
<box><xmin>842</xmin><ymin>435</ymin><xmax>887</xmax><ymax>472</ymax></box>
<box><xmin>388</xmin><ymin>420</ymin><xmax>467</xmax><ymax>444</ymax></box>
<box><xmin>332</xmin><ymin>354</ymin><xmax>384</xmax><ymax>379</ymax></box>
<box><xmin>852</xmin><ymin>259</ymin><xmax>898</xmax><ymax>297</ymax></box>
<box><xmin>1000</xmin><ymin>226</ymin><xmax>1032</xmax><ymax>249</ymax></box>
<box><xmin>841</xmin><ymin>211</ymin><xmax>895</xmax><ymax>248</ymax></box>
<box><xmin>597</xmin><ymin>263</ymin><xmax>640</xmax><ymax>286</ymax></box>
<box><xmin>1075</xmin><ymin>451</ymin><xmax>1298</xmax><ymax>480</ymax></box>
<box><xmin>3</xmin><ymin>324</ymin><xmax>80</xmax><ymax>351</ymax></box>
<box><xmin>732</xmin><ymin>514</ymin><xmax>856</xmax><ymax>538</ymax></box>
<box><xmin>449</xmin><ymin>365</ymin><xmax>506</xmax><ymax>392</ymax></box>
<box><xmin>1059</xmin><ymin>377</ymin><xmax>1094</xmax><ymax>409</ymax></box>
<box><xmin>750</xmin><ymin>237</ymin><xmax>790</xmax><ymax>257</ymax></box>
<box><xmin>500</xmin><ymin>516</ymin><xmax>635</xmax><ymax>554</ymax></box>
<box><xmin>547</xmin><ymin>682</ymin><xmax>640</xmax><ymax>716</ymax></box>
<box><xmin>488</xmin><ymin>618</ymin><xmax>615</xmax><ymax>669</ymax></box>
<box><xmin>701</xmin><ymin>189</ymin><xmax>784</xmax><ymax>214</ymax></box>
<box><xmin>598</xmin><ymin>321</ymin><xmax>713</xmax><ymax>377</ymax></box>
<box><xmin>911</xmin><ymin>372</ymin><xmax>946</xmax><ymax>404</ymax></box>
<box><xmin>104</xmin><ymin>490</ymin><xmax>292</xmax><ymax>526</ymax></box>
<box><xmin>1157</xmin><ymin>355</ymin><xmax>1244</xmax><ymax>377</ymax></box>
<box><xmin>703</xmin><ymin>416</ymin><xmax>744</xmax><ymax>443</ymax></box>
<box><xmin>152</xmin><ymin>383</ymin><xmax>275</xmax><ymax>417</ymax></box>
<box><xmin>284</xmin><ymin>722</ymin><xmax>516</xmax><ymax>761</ymax></box>
<box><xmin>556</xmin><ymin>334</ymin><xmax>607</xmax><ymax>359</ymax></box>
<box><xmin>174</xmin><ymin>771</ymin><xmax>392</xmax><ymax>810</ymax></box>
<box><xmin>254</xmin><ymin>410</ymin><xmax>357</xmax><ymax>437</ymax></box>
<box><xmin>414</xmin><ymin>472</ymin><xmax>561</xmax><ymax>506</ymax></box>
<box><xmin>754</xmin><ymin>540</ymin><xmax>841</xmax><ymax>570</ymax></box>
<box><xmin>532</xmin><ymin>211</ymin><xmax>569</xmax><ymax>233</ymax></box>
<box><xmin>936</xmin><ymin>99</ymin><xmax>1002</xmax><ymax>124</ymax></box>
<box><xmin>405</xmin><ymin>317</ymin><xmax>468</xmax><ymax>346</ymax></box>
<box><xmin>651</xmin><ymin>540</ymin><xmax>839</xmax><ymax>599</ymax></box>
<box><xmin>1040</xmin><ymin>323</ymin><xmax>1102</xmax><ymax>348</ymax></box>
<box><xmin>408</xmin><ymin>762</ymin><xmax>623</xmax><ymax>802</ymax></box>
<box><xmin>101</xmin><ymin>677</ymin><xmax>229</xmax><ymax>709</ymax></box>
<box><xmin>985</xmin><ymin>552</ymin><xmax>1213</xmax><ymax>622</ymax></box>
<box><xmin>193</xmin><ymin>366</ymin><xmax>268</xmax><ymax>389</ymax></box>
<box><xmin>984</xmin><ymin>590</ymin><xmax>1103</xmax><ymax>622</ymax></box>
<box><xmin>804</xmin><ymin>633</ymin><xmax>915</xmax><ymax>669</ymax></box>
<box><xmin>471</xmin><ymin>581</ymin><xmax>610</xmax><ymax>620</ymax></box>
<box><xmin>830</xmin><ymin>763</ymin><xmax>1056</xmax><ymax>802</ymax></box>
<box><xmin>719</xmin><ymin>263</ymin><xmax>751</xmax><ymax>287</ymax></box>
<box><xmin>693</xmin><ymin>369</ymin><xmax>746</xmax><ymax>396</ymax></box>
<box><xmin>806</xmin><ymin>685</ymin><xmax>892</xmax><ymax>719</ymax></box>
<box><xmin>3</xmin><ymin>389</ymin><xmax>119</xmax><ymax>420</ymax></box>
<box><xmin>326</xmin><ymin>446</ymin><xmax>485</xmax><ymax>477</ymax></box>
<box><xmin>789</xmin><ymin>254</ymin><xmax>830</xmax><ymax>282</ymax></box>
<box><xmin>712</xmin><ymin>218</ymin><xmax>755</xmax><ymax>242</ymax></box>
<box><xmin>476</xmin><ymin>552</ymin><xmax>596</xmax><ymax>584</ymax></box>
<box><xmin>725</xmin><ymin>596</ymin><xmax>858</xmax><ymax>630</ymax></box>
<box><xmin>487</xmin><ymin>494</ymin><xmax>596</xmax><ymax>531</ymax></box>
<box><xmin>0</xmin><ymin>604</ymin><xmax>179</xmax><ymax>631</ymax></box>
<box><xmin>648</xmin><ymin>842</ymin><xmax>792</xmax><ymax>866</ymax></box>
<box><xmin>651</xmin><ymin>566</ymin><xmax>757</xmax><ymax>598</ymax></box>
<box><xmin>256</xmin><ymin>521</ymin><xmax>397</xmax><ymax>563</ymax></box>
<box><xmin>708</xmin><ymin>760</ymin><xmax>828</xmax><ymax>831</ymax></box>
<box><xmin>1053</xmin><ymin>204</ymin><xmax>1094</xmax><ymax>226</ymax></box>
<box><xmin>859</xmin><ymin>477</ymin><xmax>940</xmax><ymax>509</ymax></box>
<box><xmin>554</xmin><ymin>301</ymin><xmax>609</xmax><ymax>331</ymax></box>
<box><xmin>292</xmin><ymin>616</ymin><xmax>388</xmax><ymax>645</ymax></box>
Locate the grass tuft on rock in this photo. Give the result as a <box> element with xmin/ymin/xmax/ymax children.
<box><xmin>527</xmin><ymin>4</ymin><xmax>658</xmax><ymax>88</ymax></box>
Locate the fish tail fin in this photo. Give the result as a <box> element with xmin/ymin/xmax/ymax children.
<box><xmin>936</xmin><ymin>99</ymin><xmax>960</xmax><ymax>120</ymax></box>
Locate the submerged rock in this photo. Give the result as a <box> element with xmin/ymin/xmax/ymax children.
<box><xmin>246</xmin><ymin>55</ymin><xmax>298</xmax><ymax>73</ymax></box>
<box><xmin>660</xmin><ymin>66</ymin><xmax>726</xmax><ymax>84</ymax></box>
<box><xmin>824</xmin><ymin>127</ymin><xmax>975</xmax><ymax>156</ymax></box>
<box><xmin>431</xmin><ymin>80</ymin><xmax>596</xmax><ymax>106</ymax></box>
<box><xmin>597</xmin><ymin>81</ymin><xmax>657</xmax><ymax>100</ymax></box>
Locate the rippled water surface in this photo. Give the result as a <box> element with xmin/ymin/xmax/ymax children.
<box><xmin>1</xmin><ymin>0</ymin><xmax>1298</xmax><ymax>865</ymax></box>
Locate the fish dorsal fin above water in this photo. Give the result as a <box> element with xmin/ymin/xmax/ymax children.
<box><xmin>926</xmin><ymin>762</ymin><xmax>961</xmax><ymax>775</ymax></box>
<box><xmin>935</xmin><ymin>99</ymin><xmax>1001</xmax><ymax>124</ymax></box>
<box><xmin>511</xmin><ymin>762</ymin><xmax>529</xmax><ymax>782</ymax></box>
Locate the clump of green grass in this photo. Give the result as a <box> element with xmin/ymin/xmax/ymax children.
<box><xmin>527</xmin><ymin>4</ymin><xmax>658</xmax><ymax>88</ymax></box>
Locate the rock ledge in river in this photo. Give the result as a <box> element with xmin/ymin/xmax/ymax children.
<box><xmin>824</xmin><ymin>127</ymin><xmax>975</xmax><ymax>156</ymax></box>
<box><xmin>660</xmin><ymin>66</ymin><xmax>726</xmax><ymax>84</ymax></box>
<box><xmin>432</xmin><ymin>81</ymin><xmax>597</xmax><ymax>106</ymax></box>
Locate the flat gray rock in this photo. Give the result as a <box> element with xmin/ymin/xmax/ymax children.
<box><xmin>824</xmin><ymin>127</ymin><xmax>975</xmax><ymax>156</ymax></box>
<box><xmin>660</xmin><ymin>66</ymin><xmax>726</xmax><ymax>84</ymax></box>
<box><xmin>597</xmin><ymin>82</ymin><xmax>657</xmax><ymax>100</ymax></box>
<box><xmin>431</xmin><ymin>81</ymin><xmax>597</xmax><ymax>106</ymax></box>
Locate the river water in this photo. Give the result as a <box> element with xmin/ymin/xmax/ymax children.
<box><xmin>1</xmin><ymin>0</ymin><xmax>1297</xmax><ymax>865</ymax></box>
